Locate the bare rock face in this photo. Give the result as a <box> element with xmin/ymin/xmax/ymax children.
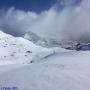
<box><xmin>63</xmin><ymin>42</ymin><xmax>90</xmax><ymax>51</ymax></box>
<box><xmin>75</xmin><ymin>43</ymin><xmax>90</xmax><ymax>51</ymax></box>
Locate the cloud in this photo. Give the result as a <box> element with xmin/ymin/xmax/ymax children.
<box><xmin>0</xmin><ymin>7</ymin><xmax>38</xmax><ymax>36</ymax></box>
<box><xmin>0</xmin><ymin>0</ymin><xmax>90</xmax><ymax>43</ymax></box>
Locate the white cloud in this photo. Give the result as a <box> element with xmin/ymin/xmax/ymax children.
<box><xmin>0</xmin><ymin>7</ymin><xmax>39</xmax><ymax>36</ymax></box>
<box><xmin>0</xmin><ymin>0</ymin><xmax>90</xmax><ymax>43</ymax></box>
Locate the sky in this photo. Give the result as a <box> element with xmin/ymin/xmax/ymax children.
<box><xmin>0</xmin><ymin>0</ymin><xmax>90</xmax><ymax>43</ymax></box>
<box><xmin>0</xmin><ymin>0</ymin><xmax>56</xmax><ymax>13</ymax></box>
<box><xmin>0</xmin><ymin>0</ymin><xmax>82</xmax><ymax>13</ymax></box>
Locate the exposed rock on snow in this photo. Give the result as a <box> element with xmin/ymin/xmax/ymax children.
<box><xmin>62</xmin><ymin>42</ymin><xmax>90</xmax><ymax>51</ymax></box>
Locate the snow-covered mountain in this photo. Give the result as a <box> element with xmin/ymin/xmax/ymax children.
<box><xmin>24</xmin><ymin>31</ymin><xmax>41</xmax><ymax>43</ymax></box>
<box><xmin>24</xmin><ymin>31</ymin><xmax>90</xmax><ymax>51</ymax></box>
<box><xmin>0</xmin><ymin>31</ymin><xmax>90</xmax><ymax>90</ymax></box>
<box><xmin>24</xmin><ymin>31</ymin><xmax>64</xmax><ymax>47</ymax></box>
<box><xmin>0</xmin><ymin>30</ymin><xmax>66</xmax><ymax>65</ymax></box>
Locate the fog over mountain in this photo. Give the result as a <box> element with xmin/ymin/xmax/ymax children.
<box><xmin>0</xmin><ymin>0</ymin><xmax>90</xmax><ymax>43</ymax></box>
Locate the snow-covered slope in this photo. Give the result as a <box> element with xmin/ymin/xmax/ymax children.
<box><xmin>0</xmin><ymin>30</ymin><xmax>68</xmax><ymax>65</ymax></box>
<box><xmin>0</xmin><ymin>31</ymin><xmax>90</xmax><ymax>90</ymax></box>
<box><xmin>0</xmin><ymin>50</ymin><xmax>90</xmax><ymax>90</ymax></box>
<box><xmin>0</xmin><ymin>30</ymin><xmax>65</xmax><ymax>65</ymax></box>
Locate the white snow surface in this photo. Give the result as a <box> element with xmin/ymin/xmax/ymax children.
<box><xmin>0</xmin><ymin>31</ymin><xmax>90</xmax><ymax>90</ymax></box>
<box><xmin>0</xmin><ymin>30</ymin><xmax>64</xmax><ymax>65</ymax></box>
